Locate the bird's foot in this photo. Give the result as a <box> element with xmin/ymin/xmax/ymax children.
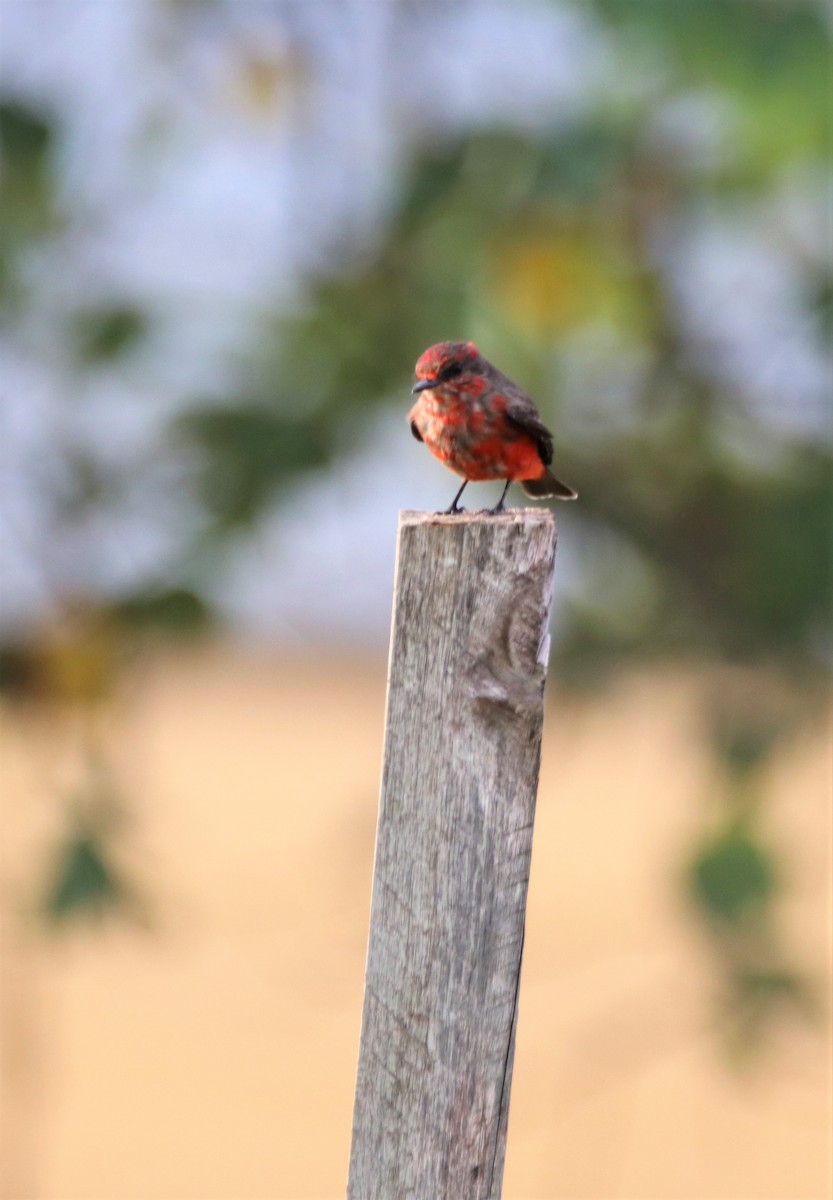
<box><xmin>442</xmin><ymin>503</ymin><xmax>466</xmax><ymax>515</ymax></box>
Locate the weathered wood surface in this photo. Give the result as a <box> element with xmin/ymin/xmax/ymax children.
<box><xmin>348</xmin><ymin>508</ymin><xmax>557</xmax><ymax>1200</ymax></box>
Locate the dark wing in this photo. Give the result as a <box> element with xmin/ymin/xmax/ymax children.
<box><xmin>501</xmin><ymin>377</ymin><xmax>553</xmax><ymax>465</ymax></box>
<box><xmin>410</xmin><ymin>420</ymin><xmax>423</xmax><ymax>443</ymax></box>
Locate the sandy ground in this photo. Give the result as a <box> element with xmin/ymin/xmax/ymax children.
<box><xmin>1</xmin><ymin>647</ymin><xmax>830</xmax><ymax>1200</ymax></box>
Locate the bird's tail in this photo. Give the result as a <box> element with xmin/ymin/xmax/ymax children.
<box><xmin>522</xmin><ymin>469</ymin><xmax>578</xmax><ymax>501</ymax></box>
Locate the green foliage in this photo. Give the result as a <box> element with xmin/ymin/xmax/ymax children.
<box><xmin>566</xmin><ymin>447</ymin><xmax>832</xmax><ymax>675</ymax></box>
<box><xmin>726</xmin><ymin>966</ymin><xmax>818</xmax><ymax>1057</ymax></box>
<box><xmin>71</xmin><ymin>304</ymin><xmax>148</xmax><ymax>364</ymax></box>
<box><xmin>685</xmin><ymin>738</ymin><xmax>813</xmax><ymax>1052</ymax></box>
<box><xmin>0</xmin><ymin>99</ymin><xmax>59</xmax><ymax>299</ymax></box>
<box><xmin>0</xmin><ymin>644</ymin><xmax>40</xmax><ymax>703</ymax></box>
<box><xmin>0</xmin><ymin>98</ymin><xmax>52</xmax><ymax>167</ymax></box>
<box><xmin>711</xmin><ymin>719</ymin><xmax>782</xmax><ymax>783</ymax></box>
<box><xmin>689</xmin><ymin>822</ymin><xmax>776</xmax><ymax>927</ymax></box>
<box><xmin>591</xmin><ymin>0</ymin><xmax>827</xmax><ymax>93</ymax></box>
<box><xmin>179</xmin><ymin>405</ymin><xmax>332</xmax><ymax>525</ymax></box>
<box><xmin>111</xmin><ymin>587</ymin><xmax>211</xmax><ymax>634</ymax></box>
<box><xmin>41</xmin><ymin>829</ymin><xmax>120</xmax><ymax>922</ymax></box>
<box><xmin>590</xmin><ymin>0</ymin><xmax>830</xmax><ymax>171</ymax></box>
<box><xmin>39</xmin><ymin>807</ymin><xmax>142</xmax><ymax>927</ymax></box>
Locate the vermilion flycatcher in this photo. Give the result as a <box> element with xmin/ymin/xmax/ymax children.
<box><xmin>409</xmin><ymin>340</ymin><xmax>578</xmax><ymax>514</ymax></box>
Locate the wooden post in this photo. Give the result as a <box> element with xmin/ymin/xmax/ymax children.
<box><xmin>348</xmin><ymin>508</ymin><xmax>557</xmax><ymax>1200</ymax></box>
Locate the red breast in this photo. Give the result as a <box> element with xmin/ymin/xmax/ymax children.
<box><xmin>409</xmin><ymin>385</ymin><xmax>546</xmax><ymax>482</ymax></box>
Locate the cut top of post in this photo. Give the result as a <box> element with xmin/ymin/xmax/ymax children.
<box><xmin>393</xmin><ymin>507</ymin><xmax>558</xmax><ymax>686</ymax></box>
<box><xmin>398</xmin><ymin>507</ymin><xmax>555</xmax><ymax>529</ymax></box>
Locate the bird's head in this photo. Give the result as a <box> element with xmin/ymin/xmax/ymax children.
<box><xmin>412</xmin><ymin>341</ymin><xmax>481</xmax><ymax>394</ymax></box>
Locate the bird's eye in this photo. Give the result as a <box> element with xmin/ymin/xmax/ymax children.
<box><xmin>441</xmin><ymin>362</ymin><xmax>463</xmax><ymax>381</ymax></box>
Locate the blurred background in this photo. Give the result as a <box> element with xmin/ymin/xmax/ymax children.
<box><xmin>1</xmin><ymin>1</ymin><xmax>830</xmax><ymax>1197</ymax></box>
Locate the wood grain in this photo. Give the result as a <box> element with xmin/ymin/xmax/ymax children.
<box><xmin>348</xmin><ymin>508</ymin><xmax>557</xmax><ymax>1200</ymax></box>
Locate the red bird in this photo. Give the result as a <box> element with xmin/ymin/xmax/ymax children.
<box><xmin>409</xmin><ymin>340</ymin><xmax>578</xmax><ymax>514</ymax></box>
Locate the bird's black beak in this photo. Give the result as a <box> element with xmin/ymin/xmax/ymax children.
<box><xmin>412</xmin><ymin>379</ymin><xmax>434</xmax><ymax>394</ymax></box>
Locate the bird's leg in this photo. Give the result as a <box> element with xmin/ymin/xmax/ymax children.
<box><xmin>444</xmin><ymin>480</ymin><xmax>468</xmax><ymax>514</ymax></box>
<box><xmin>488</xmin><ymin>479</ymin><xmax>512</xmax><ymax>514</ymax></box>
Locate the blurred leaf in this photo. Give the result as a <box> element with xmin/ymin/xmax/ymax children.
<box><xmin>734</xmin><ymin>966</ymin><xmax>815</xmax><ymax>1015</ymax></box>
<box><xmin>0</xmin><ymin>644</ymin><xmax>41</xmax><ymax>704</ymax></box>
<box><xmin>0</xmin><ymin>97</ymin><xmax>59</xmax><ymax>295</ymax></box>
<box><xmin>71</xmin><ymin>304</ymin><xmax>148</xmax><ymax>364</ymax></box>
<box><xmin>0</xmin><ymin>99</ymin><xmax>52</xmax><ymax>167</ymax></box>
<box><xmin>35</xmin><ymin>620</ymin><xmax>122</xmax><ymax>706</ymax></box>
<box><xmin>723</xmin><ymin>965</ymin><xmax>819</xmax><ymax>1058</ymax></box>
<box><xmin>810</xmin><ymin>267</ymin><xmax>833</xmax><ymax>346</ymax></box>
<box><xmin>709</xmin><ymin>716</ymin><xmax>783</xmax><ymax>783</ymax></box>
<box><xmin>112</xmin><ymin>587</ymin><xmax>211</xmax><ymax>634</ymax></box>
<box><xmin>40</xmin><ymin>826</ymin><xmax>129</xmax><ymax>925</ymax></box>
<box><xmin>689</xmin><ymin>823</ymin><xmax>777</xmax><ymax>928</ymax></box>
<box><xmin>180</xmin><ymin>404</ymin><xmax>332</xmax><ymax>526</ymax></box>
<box><xmin>0</xmin><ymin>630</ymin><xmax>127</xmax><ymax>707</ymax></box>
<box><xmin>396</xmin><ymin>136</ymin><xmax>471</xmax><ymax>235</ymax></box>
